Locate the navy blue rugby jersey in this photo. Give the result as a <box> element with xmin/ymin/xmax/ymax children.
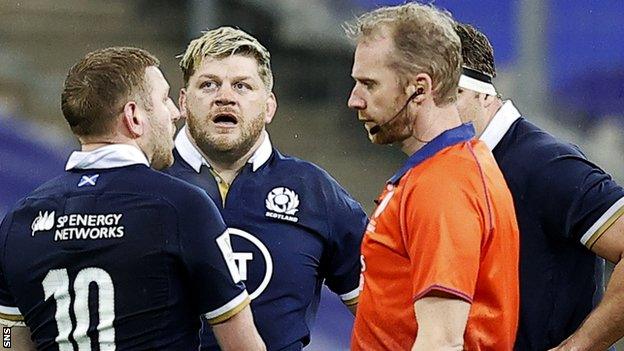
<box><xmin>166</xmin><ymin>128</ymin><xmax>367</xmax><ymax>351</ymax></box>
<box><xmin>479</xmin><ymin>101</ymin><xmax>624</xmax><ymax>350</ymax></box>
<box><xmin>0</xmin><ymin>145</ymin><xmax>248</xmax><ymax>350</ymax></box>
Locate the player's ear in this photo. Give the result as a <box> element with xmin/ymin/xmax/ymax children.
<box><xmin>264</xmin><ymin>92</ymin><xmax>277</xmax><ymax>124</ymax></box>
<box><xmin>178</xmin><ymin>88</ymin><xmax>188</xmax><ymax>119</ymax></box>
<box><xmin>122</xmin><ymin>101</ymin><xmax>145</xmax><ymax>138</ymax></box>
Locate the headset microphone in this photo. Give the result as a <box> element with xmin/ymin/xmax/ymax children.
<box><xmin>369</xmin><ymin>87</ymin><xmax>424</xmax><ymax>135</ymax></box>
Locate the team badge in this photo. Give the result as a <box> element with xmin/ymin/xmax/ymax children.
<box><xmin>265</xmin><ymin>187</ymin><xmax>300</xmax><ymax>223</ymax></box>
<box><xmin>31</xmin><ymin>211</ymin><xmax>55</xmax><ymax>236</ymax></box>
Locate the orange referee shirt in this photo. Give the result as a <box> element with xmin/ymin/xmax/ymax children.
<box><xmin>352</xmin><ymin>124</ymin><xmax>519</xmax><ymax>350</ymax></box>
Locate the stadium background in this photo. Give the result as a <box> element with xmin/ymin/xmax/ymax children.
<box><xmin>0</xmin><ymin>0</ymin><xmax>622</xmax><ymax>349</ymax></box>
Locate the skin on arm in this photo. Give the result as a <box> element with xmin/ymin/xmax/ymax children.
<box><xmin>212</xmin><ymin>305</ymin><xmax>266</xmax><ymax>351</ymax></box>
<box><xmin>551</xmin><ymin>215</ymin><xmax>624</xmax><ymax>351</ymax></box>
<box><xmin>0</xmin><ymin>323</ymin><xmax>36</xmax><ymax>351</ymax></box>
<box><xmin>412</xmin><ymin>293</ymin><xmax>470</xmax><ymax>351</ymax></box>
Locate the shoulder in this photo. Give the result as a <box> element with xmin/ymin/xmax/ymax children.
<box><xmin>501</xmin><ymin>118</ymin><xmax>585</xmax><ymax>161</ymax></box>
<box><xmin>271</xmin><ymin>151</ymin><xmax>359</xmax><ymax>204</ymax></box>
<box><xmin>142</xmin><ymin>169</ymin><xmax>217</xmax><ymax>210</ymax></box>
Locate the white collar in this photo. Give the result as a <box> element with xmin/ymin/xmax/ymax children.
<box><xmin>479</xmin><ymin>100</ymin><xmax>522</xmax><ymax>149</ymax></box>
<box><xmin>174</xmin><ymin>125</ymin><xmax>272</xmax><ymax>173</ymax></box>
<box><xmin>65</xmin><ymin>144</ymin><xmax>149</xmax><ymax>170</ymax></box>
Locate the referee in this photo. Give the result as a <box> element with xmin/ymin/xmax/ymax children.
<box><xmin>455</xmin><ymin>23</ymin><xmax>624</xmax><ymax>351</ymax></box>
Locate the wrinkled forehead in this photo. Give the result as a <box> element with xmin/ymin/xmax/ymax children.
<box><xmin>193</xmin><ymin>53</ymin><xmax>263</xmax><ymax>79</ymax></box>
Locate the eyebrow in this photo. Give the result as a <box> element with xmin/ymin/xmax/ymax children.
<box><xmin>196</xmin><ymin>74</ymin><xmax>254</xmax><ymax>81</ymax></box>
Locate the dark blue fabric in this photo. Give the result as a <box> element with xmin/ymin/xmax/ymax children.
<box><xmin>388</xmin><ymin>123</ymin><xmax>475</xmax><ymax>184</ymax></box>
<box><xmin>166</xmin><ymin>147</ymin><xmax>367</xmax><ymax>351</ymax></box>
<box><xmin>0</xmin><ymin>164</ymin><xmax>245</xmax><ymax>350</ymax></box>
<box><xmin>492</xmin><ymin>117</ymin><xmax>624</xmax><ymax>350</ymax></box>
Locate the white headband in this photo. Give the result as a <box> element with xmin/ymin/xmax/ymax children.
<box><xmin>458</xmin><ymin>67</ymin><xmax>498</xmax><ymax>96</ymax></box>
<box><xmin>458</xmin><ymin>74</ymin><xmax>497</xmax><ymax>96</ymax></box>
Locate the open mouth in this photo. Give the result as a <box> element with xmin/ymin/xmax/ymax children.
<box><xmin>213</xmin><ymin>113</ymin><xmax>238</xmax><ymax>126</ymax></box>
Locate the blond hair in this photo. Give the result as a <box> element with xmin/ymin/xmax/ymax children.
<box><xmin>345</xmin><ymin>2</ymin><xmax>462</xmax><ymax>105</ymax></box>
<box><xmin>179</xmin><ymin>26</ymin><xmax>273</xmax><ymax>91</ymax></box>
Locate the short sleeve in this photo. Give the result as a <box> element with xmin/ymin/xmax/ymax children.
<box><xmin>404</xmin><ymin>176</ymin><xmax>485</xmax><ymax>303</ymax></box>
<box><xmin>0</xmin><ymin>213</ymin><xmax>24</xmax><ymax>325</ymax></box>
<box><xmin>323</xmin><ymin>189</ymin><xmax>368</xmax><ymax>306</ymax></box>
<box><xmin>528</xmin><ymin>151</ymin><xmax>624</xmax><ymax>248</ymax></box>
<box><xmin>177</xmin><ymin>190</ymin><xmax>249</xmax><ymax>324</ymax></box>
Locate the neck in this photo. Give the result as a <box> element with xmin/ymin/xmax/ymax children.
<box><xmin>476</xmin><ymin>98</ymin><xmax>505</xmax><ymax>137</ymax></box>
<box><xmin>187</xmin><ymin>128</ymin><xmax>265</xmax><ymax>184</ymax></box>
<box><xmin>400</xmin><ymin>102</ymin><xmax>462</xmax><ymax>156</ymax></box>
<box><xmin>80</xmin><ymin>138</ymin><xmax>139</xmax><ymax>152</ymax></box>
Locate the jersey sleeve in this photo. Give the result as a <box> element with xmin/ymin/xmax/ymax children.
<box><xmin>528</xmin><ymin>149</ymin><xmax>624</xmax><ymax>248</ymax></box>
<box><xmin>176</xmin><ymin>190</ymin><xmax>250</xmax><ymax>325</ymax></box>
<box><xmin>322</xmin><ymin>187</ymin><xmax>368</xmax><ymax>306</ymax></box>
<box><xmin>403</xmin><ymin>175</ymin><xmax>486</xmax><ymax>303</ymax></box>
<box><xmin>0</xmin><ymin>213</ymin><xmax>25</xmax><ymax>326</ymax></box>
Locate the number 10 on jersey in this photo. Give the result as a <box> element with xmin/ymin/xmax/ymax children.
<box><xmin>42</xmin><ymin>267</ymin><xmax>116</xmax><ymax>350</ymax></box>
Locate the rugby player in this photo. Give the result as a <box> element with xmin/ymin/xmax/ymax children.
<box><xmin>345</xmin><ymin>4</ymin><xmax>520</xmax><ymax>350</ymax></box>
<box><xmin>455</xmin><ymin>23</ymin><xmax>624</xmax><ymax>351</ymax></box>
<box><xmin>165</xmin><ymin>27</ymin><xmax>368</xmax><ymax>351</ymax></box>
<box><xmin>0</xmin><ymin>47</ymin><xmax>265</xmax><ymax>350</ymax></box>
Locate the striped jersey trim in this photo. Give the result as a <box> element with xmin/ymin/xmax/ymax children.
<box><xmin>340</xmin><ymin>287</ymin><xmax>360</xmax><ymax>306</ymax></box>
<box><xmin>0</xmin><ymin>305</ymin><xmax>22</xmax><ymax>322</ymax></box>
<box><xmin>581</xmin><ymin>197</ymin><xmax>624</xmax><ymax>248</ymax></box>
<box><xmin>204</xmin><ymin>291</ymin><xmax>250</xmax><ymax>325</ymax></box>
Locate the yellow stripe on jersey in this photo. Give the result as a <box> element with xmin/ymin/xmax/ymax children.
<box><xmin>343</xmin><ymin>296</ymin><xmax>359</xmax><ymax>307</ymax></box>
<box><xmin>208</xmin><ymin>169</ymin><xmax>230</xmax><ymax>206</ymax></box>
<box><xmin>0</xmin><ymin>312</ymin><xmax>24</xmax><ymax>322</ymax></box>
<box><xmin>207</xmin><ymin>295</ymin><xmax>251</xmax><ymax>325</ymax></box>
<box><xmin>586</xmin><ymin>205</ymin><xmax>624</xmax><ymax>249</ymax></box>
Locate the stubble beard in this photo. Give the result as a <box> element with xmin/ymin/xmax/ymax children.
<box><xmin>370</xmin><ymin>110</ymin><xmax>412</xmax><ymax>145</ymax></box>
<box><xmin>187</xmin><ymin>109</ymin><xmax>266</xmax><ymax>165</ymax></box>
<box><xmin>149</xmin><ymin>122</ymin><xmax>175</xmax><ymax>170</ymax></box>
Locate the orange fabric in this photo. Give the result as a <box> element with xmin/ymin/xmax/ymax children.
<box><xmin>352</xmin><ymin>141</ymin><xmax>519</xmax><ymax>351</ymax></box>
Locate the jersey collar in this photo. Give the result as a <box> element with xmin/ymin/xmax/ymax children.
<box><xmin>174</xmin><ymin>125</ymin><xmax>272</xmax><ymax>173</ymax></box>
<box><xmin>479</xmin><ymin>100</ymin><xmax>522</xmax><ymax>149</ymax></box>
<box><xmin>388</xmin><ymin>123</ymin><xmax>475</xmax><ymax>185</ymax></box>
<box><xmin>65</xmin><ymin>144</ymin><xmax>149</xmax><ymax>170</ymax></box>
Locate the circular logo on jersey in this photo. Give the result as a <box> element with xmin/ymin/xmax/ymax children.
<box><xmin>265</xmin><ymin>187</ymin><xmax>299</xmax><ymax>215</ymax></box>
<box><xmin>228</xmin><ymin>228</ymin><xmax>273</xmax><ymax>300</ymax></box>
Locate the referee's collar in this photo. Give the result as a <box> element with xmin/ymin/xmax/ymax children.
<box><xmin>388</xmin><ymin>123</ymin><xmax>475</xmax><ymax>184</ymax></box>
<box><xmin>479</xmin><ymin>100</ymin><xmax>522</xmax><ymax>149</ymax></box>
<box><xmin>174</xmin><ymin>125</ymin><xmax>272</xmax><ymax>173</ymax></box>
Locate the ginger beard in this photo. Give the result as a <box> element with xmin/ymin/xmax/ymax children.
<box><xmin>362</xmin><ymin>94</ymin><xmax>413</xmax><ymax>145</ymax></box>
<box><xmin>186</xmin><ymin>106</ymin><xmax>266</xmax><ymax>163</ymax></box>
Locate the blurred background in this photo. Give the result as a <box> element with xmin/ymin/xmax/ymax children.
<box><xmin>1</xmin><ymin>0</ymin><xmax>622</xmax><ymax>349</ymax></box>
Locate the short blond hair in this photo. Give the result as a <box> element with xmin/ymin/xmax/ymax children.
<box><xmin>345</xmin><ymin>2</ymin><xmax>462</xmax><ymax>105</ymax></box>
<box><xmin>179</xmin><ymin>26</ymin><xmax>273</xmax><ymax>91</ymax></box>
